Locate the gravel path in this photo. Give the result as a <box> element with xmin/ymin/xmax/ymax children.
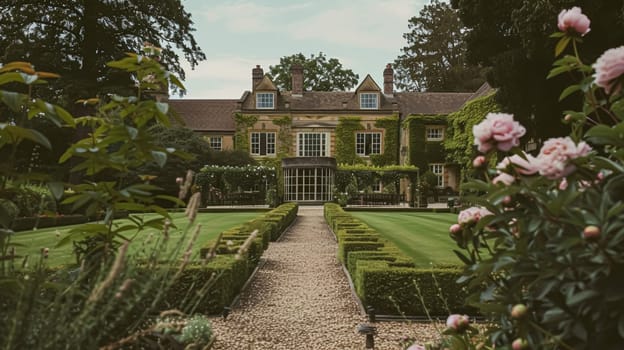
<box><xmin>210</xmin><ymin>207</ymin><xmax>441</xmax><ymax>349</ymax></box>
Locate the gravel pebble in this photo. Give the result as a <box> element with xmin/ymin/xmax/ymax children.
<box><xmin>209</xmin><ymin>207</ymin><xmax>441</xmax><ymax>349</ymax></box>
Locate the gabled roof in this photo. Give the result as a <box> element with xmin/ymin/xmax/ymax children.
<box><xmin>254</xmin><ymin>75</ymin><xmax>278</xmax><ymax>91</ymax></box>
<box><xmin>466</xmin><ymin>82</ymin><xmax>495</xmax><ymax>102</ymax></box>
<box><xmin>355</xmin><ymin>74</ymin><xmax>381</xmax><ymax>93</ymax></box>
<box><xmin>395</xmin><ymin>92</ymin><xmax>473</xmax><ymax>117</ymax></box>
<box><xmin>168</xmin><ymin>99</ymin><xmax>237</xmax><ymax>132</ymax></box>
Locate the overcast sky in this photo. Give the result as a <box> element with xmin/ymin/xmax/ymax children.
<box><xmin>174</xmin><ymin>0</ymin><xmax>429</xmax><ymax>99</ymax></box>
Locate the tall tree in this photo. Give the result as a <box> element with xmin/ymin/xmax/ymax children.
<box><xmin>0</xmin><ymin>0</ymin><xmax>205</xmax><ymax>104</ymax></box>
<box><xmin>451</xmin><ymin>0</ymin><xmax>624</xmax><ymax>140</ymax></box>
<box><xmin>394</xmin><ymin>0</ymin><xmax>484</xmax><ymax>92</ymax></box>
<box><xmin>268</xmin><ymin>52</ymin><xmax>359</xmax><ymax>91</ymax></box>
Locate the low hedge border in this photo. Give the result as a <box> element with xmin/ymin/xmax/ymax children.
<box><xmin>185</xmin><ymin>202</ymin><xmax>298</xmax><ymax>313</ymax></box>
<box><xmin>324</xmin><ymin>203</ymin><xmax>473</xmax><ymax>317</ymax></box>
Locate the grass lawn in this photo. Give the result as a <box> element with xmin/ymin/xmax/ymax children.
<box><xmin>9</xmin><ymin>212</ymin><xmax>262</xmax><ymax>267</ymax></box>
<box><xmin>349</xmin><ymin>211</ymin><xmax>461</xmax><ymax>266</ymax></box>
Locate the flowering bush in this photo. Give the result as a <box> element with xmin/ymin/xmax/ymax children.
<box><xmin>409</xmin><ymin>6</ymin><xmax>624</xmax><ymax>350</ymax></box>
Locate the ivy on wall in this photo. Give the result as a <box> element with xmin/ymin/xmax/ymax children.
<box><xmin>233</xmin><ymin>113</ymin><xmax>258</xmax><ymax>151</ymax></box>
<box><xmin>335</xmin><ymin>117</ymin><xmax>364</xmax><ymax>165</ymax></box>
<box><xmin>404</xmin><ymin>114</ymin><xmax>447</xmax><ymax>172</ymax></box>
<box><xmin>444</xmin><ymin>93</ymin><xmax>499</xmax><ymax>181</ymax></box>
<box><xmin>370</xmin><ymin>115</ymin><xmax>399</xmax><ymax>166</ymax></box>
<box><xmin>273</xmin><ymin>115</ymin><xmax>292</xmax><ymax>157</ymax></box>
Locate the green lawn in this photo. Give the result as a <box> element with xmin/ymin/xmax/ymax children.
<box><xmin>9</xmin><ymin>212</ymin><xmax>262</xmax><ymax>267</ymax></box>
<box><xmin>349</xmin><ymin>211</ymin><xmax>461</xmax><ymax>266</ymax></box>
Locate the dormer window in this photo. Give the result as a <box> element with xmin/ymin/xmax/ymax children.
<box><xmin>360</xmin><ymin>93</ymin><xmax>379</xmax><ymax>109</ymax></box>
<box><xmin>256</xmin><ymin>92</ymin><xmax>275</xmax><ymax>109</ymax></box>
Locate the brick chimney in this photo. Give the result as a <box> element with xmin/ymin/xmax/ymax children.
<box><xmin>383</xmin><ymin>63</ymin><xmax>394</xmax><ymax>95</ymax></box>
<box><xmin>291</xmin><ymin>63</ymin><xmax>303</xmax><ymax>96</ymax></box>
<box><xmin>252</xmin><ymin>65</ymin><xmax>263</xmax><ymax>90</ymax></box>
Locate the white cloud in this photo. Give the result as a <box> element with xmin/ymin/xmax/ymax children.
<box><xmin>288</xmin><ymin>0</ymin><xmax>425</xmax><ymax>49</ymax></box>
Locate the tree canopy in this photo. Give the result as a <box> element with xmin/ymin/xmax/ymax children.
<box><xmin>394</xmin><ymin>0</ymin><xmax>484</xmax><ymax>92</ymax></box>
<box><xmin>0</xmin><ymin>0</ymin><xmax>205</xmax><ymax>104</ymax></box>
<box><xmin>451</xmin><ymin>0</ymin><xmax>624</xmax><ymax>139</ymax></box>
<box><xmin>267</xmin><ymin>52</ymin><xmax>359</xmax><ymax>91</ymax></box>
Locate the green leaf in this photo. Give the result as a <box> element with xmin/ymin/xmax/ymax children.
<box><xmin>4</xmin><ymin>125</ymin><xmax>52</xmax><ymax>149</ymax></box>
<box><xmin>151</xmin><ymin>150</ymin><xmax>167</xmax><ymax>168</ymax></box>
<box><xmin>0</xmin><ymin>91</ymin><xmax>27</xmax><ymax>111</ymax></box>
<box><xmin>559</xmin><ymin>84</ymin><xmax>581</xmax><ymax>101</ymax></box>
<box><xmin>453</xmin><ymin>249</ymin><xmax>473</xmax><ymax>265</ymax></box>
<box><xmin>555</xmin><ymin>36</ymin><xmax>571</xmax><ymax>57</ymax></box>
<box><xmin>567</xmin><ymin>290</ymin><xmax>599</xmax><ymax>306</ymax></box>
<box><xmin>47</xmin><ymin>182</ymin><xmax>65</xmax><ymax>200</ymax></box>
<box><xmin>0</xmin><ymin>204</ymin><xmax>12</xmax><ymax>229</ymax></box>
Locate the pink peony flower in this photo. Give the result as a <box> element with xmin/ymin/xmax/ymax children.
<box><xmin>558</xmin><ymin>177</ymin><xmax>568</xmax><ymax>190</ymax></box>
<box><xmin>593</xmin><ymin>46</ymin><xmax>624</xmax><ymax>94</ymax></box>
<box><xmin>536</xmin><ymin>137</ymin><xmax>591</xmax><ymax>179</ymax></box>
<box><xmin>449</xmin><ymin>224</ymin><xmax>462</xmax><ymax>234</ymax></box>
<box><xmin>558</xmin><ymin>7</ymin><xmax>591</xmax><ymax>36</ymax></box>
<box><xmin>458</xmin><ymin>207</ymin><xmax>493</xmax><ymax>226</ymax></box>
<box><xmin>446</xmin><ymin>314</ymin><xmax>470</xmax><ymax>331</ymax></box>
<box><xmin>473</xmin><ymin>155</ymin><xmax>487</xmax><ymax>168</ymax></box>
<box><xmin>175</xmin><ymin>177</ymin><xmax>184</xmax><ymax>184</ymax></box>
<box><xmin>473</xmin><ymin>113</ymin><xmax>526</xmax><ymax>153</ymax></box>
<box><xmin>496</xmin><ymin>153</ymin><xmax>540</xmax><ymax>175</ymax></box>
<box><xmin>493</xmin><ymin>172</ymin><xmax>515</xmax><ymax>186</ymax></box>
<box><xmin>406</xmin><ymin>344</ymin><xmax>426</xmax><ymax>350</ymax></box>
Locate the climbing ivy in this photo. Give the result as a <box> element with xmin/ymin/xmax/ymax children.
<box><xmin>404</xmin><ymin>114</ymin><xmax>447</xmax><ymax>172</ymax></box>
<box><xmin>273</xmin><ymin>115</ymin><xmax>293</xmax><ymax>157</ymax></box>
<box><xmin>234</xmin><ymin>113</ymin><xmax>258</xmax><ymax>151</ymax></box>
<box><xmin>444</xmin><ymin>93</ymin><xmax>499</xmax><ymax>181</ymax></box>
<box><xmin>370</xmin><ymin>115</ymin><xmax>399</xmax><ymax>166</ymax></box>
<box><xmin>335</xmin><ymin>117</ymin><xmax>364</xmax><ymax>165</ymax></box>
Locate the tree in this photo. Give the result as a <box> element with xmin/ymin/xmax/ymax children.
<box><xmin>450</xmin><ymin>0</ymin><xmax>624</xmax><ymax>140</ymax></box>
<box><xmin>267</xmin><ymin>52</ymin><xmax>359</xmax><ymax>91</ymax></box>
<box><xmin>394</xmin><ymin>0</ymin><xmax>484</xmax><ymax>92</ymax></box>
<box><xmin>0</xmin><ymin>0</ymin><xmax>205</xmax><ymax>104</ymax></box>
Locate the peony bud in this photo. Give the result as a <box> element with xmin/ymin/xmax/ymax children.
<box><xmin>502</xmin><ymin>195</ymin><xmax>513</xmax><ymax>206</ymax></box>
<box><xmin>449</xmin><ymin>224</ymin><xmax>462</xmax><ymax>235</ymax></box>
<box><xmin>564</xmin><ymin>114</ymin><xmax>572</xmax><ymax>122</ymax></box>
<box><xmin>512</xmin><ymin>338</ymin><xmax>528</xmax><ymax>350</ymax></box>
<box><xmin>558</xmin><ymin>178</ymin><xmax>568</xmax><ymax>191</ymax></box>
<box><xmin>446</xmin><ymin>314</ymin><xmax>470</xmax><ymax>331</ymax></box>
<box><xmin>511</xmin><ymin>304</ymin><xmax>527</xmax><ymax>319</ymax></box>
<box><xmin>473</xmin><ymin>155</ymin><xmax>487</xmax><ymax>168</ymax></box>
<box><xmin>583</xmin><ymin>225</ymin><xmax>600</xmax><ymax>240</ymax></box>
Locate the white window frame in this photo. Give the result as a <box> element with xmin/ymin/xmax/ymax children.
<box><xmin>256</xmin><ymin>92</ymin><xmax>275</xmax><ymax>109</ymax></box>
<box><xmin>355</xmin><ymin>132</ymin><xmax>382</xmax><ymax>156</ymax></box>
<box><xmin>359</xmin><ymin>93</ymin><xmax>379</xmax><ymax>110</ymax></box>
<box><xmin>208</xmin><ymin>136</ymin><xmax>222</xmax><ymax>151</ymax></box>
<box><xmin>372</xmin><ymin>181</ymin><xmax>382</xmax><ymax>193</ymax></box>
<box><xmin>250</xmin><ymin>132</ymin><xmax>276</xmax><ymax>156</ymax></box>
<box><xmin>429</xmin><ymin>163</ymin><xmax>445</xmax><ymax>188</ymax></box>
<box><xmin>296</xmin><ymin>132</ymin><xmax>330</xmax><ymax>157</ymax></box>
<box><xmin>426</xmin><ymin>126</ymin><xmax>445</xmax><ymax>141</ymax></box>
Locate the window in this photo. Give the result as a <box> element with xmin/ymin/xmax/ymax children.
<box><xmin>208</xmin><ymin>136</ymin><xmax>222</xmax><ymax>151</ymax></box>
<box><xmin>359</xmin><ymin>93</ymin><xmax>378</xmax><ymax>109</ymax></box>
<box><xmin>355</xmin><ymin>132</ymin><xmax>382</xmax><ymax>156</ymax></box>
<box><xmin>426</xmin><ymin>126</ymin><xmax>445</xmax><ymax>141</ymax></box>
<box><xmin>256</xmin><ymin>92</ymin><xmax>274</xmax><ymax>109</ymax></box>
<box><xmin>297</xmin><ymin>132</ymin><xmax>329</xmax><ymax>157</ymax></box>
<box><xmin>429</xmin><ymin>163</ymin><xmax>445</xmax><ymax>188</ymax></box>
<box><xmin>372</xmin><ymin>181</ymin><xmax>382</xmax><ymax>193</ymax></box>
<box><xmin>250</xmin><ymin>132</ymin><xmax>275</xmax><ymax>156</ymax></box>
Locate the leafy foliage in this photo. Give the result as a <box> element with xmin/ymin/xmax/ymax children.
<box><xmin>233</xmin><ymin>113</ymin><xmax>258</xmax><ymax>152</ymax></box>
<box><xmin>370</xmin><ymin>116</ymin><xmax>400</xmax><ymax>166</ymax></box>
<box><xmin>444</xmin><ymin>93</ymin><xmax>500</xmax><ymax>181</ymax></box>
<box><xmin>394</xmin><ymin>0</ymin><xmax>484</xmax><ymax>92</ymax></box>
<box><xmin>335</xmin><ymin>117</ymin><xmax>365</xmax><ymax>165</ymax></box>
<box><xmin>267</xmin><ymin>52</ymin><xmax>359</xmax><ymax>91</ymax></box>
<box><xmin>450</xmin><ymin>0</ymin><xmax>624</xmax><ymax>139</ymax></box>
<box><xmin>404</xmin><ymin>114</ymin><xmax>446</xmax><ymax>171</ymax></box>
<box><xmin>0</xmin><ymin>0</ymin><xmax>205</xmax><ymax>102</ymax></box>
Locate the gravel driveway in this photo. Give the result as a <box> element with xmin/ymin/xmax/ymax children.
<box><xmin>210</xmin><ymin>207</ymin><xmax>441</xmax><ymax>349</ymax></box>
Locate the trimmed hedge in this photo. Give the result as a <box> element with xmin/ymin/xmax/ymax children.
<box><xmin>324</xmin><ymin>203</ymin><xmax>472</xmax><ymax>316</ymax></box>
<box><xmin>184</xmin><ymin>202</ymin><xmax>298</xmax><ymax>313</ymax></box>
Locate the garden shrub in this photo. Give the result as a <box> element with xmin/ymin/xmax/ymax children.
<box><xmin>324</xmin><ymin>203</ymin><xmax>468</xmax><ymax>317</ymax></box>
<box><xmin>354</xmin><ymin>260</ymin><xmax>472</xmax><ymax>316</ymax></box>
